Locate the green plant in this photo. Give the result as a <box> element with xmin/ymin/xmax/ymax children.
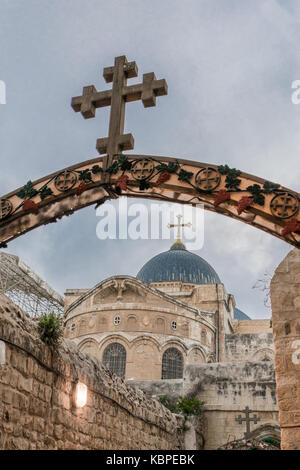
<box><xmin>158</xmin><ymin>395</ymin><xmax>177</xmax><ymax>413</ymax></box>
<box><xmin>158</xmin><ymin>394</ymin><xmax>205</xmax><ymax>423</ymax></box>
<box><xmin>182</xmin><ymin>423</ymin><xmax>190</xmax><ymax>431</ymax></box>
<box><xmin>216</xmin><ymin>377</ymin><xmax>229</xmax><ymax>382</ymax></box>
<box><xmin>176</xmin><ymin>396</ymin><xmax>205</xmax><ymax>419</ymax></box>
<box><xmin>38</xmin><ymin>311</ymin><xmax>63</xmax><ymax>347</ymax></box>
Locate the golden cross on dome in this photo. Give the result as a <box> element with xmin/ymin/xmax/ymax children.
<box><xmin>168</xmin><ymin>215</ymin><xmax>192</xmax><ymax>242</ymax></box>
<box><xmin>71</xmin><ymin>55</ymin><xmax>168</xmax><ymax>172</ymax></box>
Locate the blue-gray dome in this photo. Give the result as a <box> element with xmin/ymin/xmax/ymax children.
<box><xmin>137</xmin><ymin>241</ymin><xmax>221</xmax><ymax>285</ymax></box>
<box><xmin>234</xmin><ymin>308</ymin><xmax>251</xmax><ymax>320</ymax></box>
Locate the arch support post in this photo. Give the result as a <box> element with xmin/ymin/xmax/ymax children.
<box><xmin>271</xmin><ymin>248</ymin><xmax>300</xmax><ymax>450</ymax></box>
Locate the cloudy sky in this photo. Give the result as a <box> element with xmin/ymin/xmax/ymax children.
<box><xmin>1</xmin><ymin>0</ymin><xmax>300</xmax><ymax>318</ymax></box>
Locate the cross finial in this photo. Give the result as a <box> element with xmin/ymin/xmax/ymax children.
<box><xmin>168</xmin><ymin>214</ymin><xmax>192</xmax><ymax>243</ymax></box>
<box><xmin>71</xmin><ymin>55</ymin><xmax>168</xmax><ymax>172</ymax></box>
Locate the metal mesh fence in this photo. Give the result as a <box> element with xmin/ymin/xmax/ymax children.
<box><xmin>0</xmin><ymin>252</ymin><xmax>64</xmax><ymax>317</ymax></box>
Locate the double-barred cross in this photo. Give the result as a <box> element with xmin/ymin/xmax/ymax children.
<box><xmin>235</xmin><ymin>406</ymin><xmax>261</xmax><ymax>439</ymax></box>
<box><xmin>71</xmin><ymin>55</ymin><xmax>168</xmax><ymax>171</ymax></box>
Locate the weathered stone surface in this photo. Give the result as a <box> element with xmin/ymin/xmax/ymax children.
<box><xmin>129</xmin><ymin>379</ymin><xmax>183</xmax><ymax>399</ymax></box>
<box><xmin>183</xmin><ymin>362</ymin><xmax>278</xmax><ymax>449</ymax></box>
<box><xmin>225</xmin><ymin>333</ymin><xmax>274</xmax><ymax>362</ymax></box>
<box><xmin>0</xmin><ymin>292</ymin><xmax>183</xmax><ymax>450</ymax></box>
<box><xmin>270</xmin><ymin>248</ymin><xmax>300</xmax><ymax>450</ymax></box>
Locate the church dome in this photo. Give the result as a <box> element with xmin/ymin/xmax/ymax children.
<box><xmin>137</xmin><ymin>241</ymin><xmax>221</xmax><ymax>285</ymax></box>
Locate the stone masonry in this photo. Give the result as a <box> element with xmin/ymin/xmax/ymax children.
<box><xmin>0</xmin><ymin>292</ymin><xmax>183</xmax><ymax>450</ymax></box>
<box><xmin>270</xmin><ymin>248</ymin><xmax>300</xmax><ymax>450</ymax></box>
<box><xmin>183</xmin><ymin>362</ymin><xmax>278</xmax><ymax>449</ymax></box>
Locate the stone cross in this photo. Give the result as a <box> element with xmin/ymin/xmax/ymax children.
<box><xmin>168</xmin><ymin>215</ymin><xmax>192</xmax><ymax>242</ymax></box>
<box><xmin>235</xmin><ymin>406</ymin><xmax>261</xmax><ymax>439</ymax></box>
<box><xmin>71</xmin><ymin>55</ymin><xmax>168</xmax><ymax>171</ymax></box>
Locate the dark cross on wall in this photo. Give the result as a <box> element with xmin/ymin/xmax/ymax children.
<box><xmin>235</xmin><ymin>406</ymin><xmax>261</xmax><ymax>439</ymax></box>
<box><xmin>71</xmin><ymin>55</ymin><xmax>168</xmax><ymax>174</ymax></box>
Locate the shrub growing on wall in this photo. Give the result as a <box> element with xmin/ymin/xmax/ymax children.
<box><xmin>38</xmin><ymin>311</ymin><xmax>63</xmax><ymax>347</ymax></box>
<box><xmin>176</xmin><ymin>397</ymin><xmax>205</xmax><ymax>419</ymax></box>
<box><xmin>158</xmin><ymin>395</ymin><xmax>205</xmax><ymax>419</ymax></box>
<box><xmin>158</xmin><ymin>395</ymin><xmax>178</xmax><ymax>413</ymax></box>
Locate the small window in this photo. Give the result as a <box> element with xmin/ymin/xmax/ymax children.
<box><xmin>71</xmin><ymin>323</ymin><xmax>76</xmax><ymax>332</ymax></box>
<box><xmin>171</xmin><ymin>321</ymin><xmax>177</xmax><ymax>330</ymax></box>
<box><xmin>114</xmin><ymin>315</ymin><xmax>121</xmax><ymax>326</ymax></box>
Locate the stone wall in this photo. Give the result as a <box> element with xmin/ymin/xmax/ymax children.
<box><xmin>129</xmin><ymin>379</ymin><xmax>183</xmax><ymax>400</ymax></box>
<box><xmin>183</xmin><ymin>362</ymin><xmax>278</xmax><ymax>450</ymax></box>
<box><xmin>225</xmin><ymin>333</ymin><xmax>274</xmax><ymax>362</ymax></box>
<box><xmin>0</xmin><ymin>293</ymin><xmax>183</xmax><ymax>450</ymax></box>
<box><xmin>233</xmin><ymin>319</ymin><xmax>272</xmax><ymax>334</ymax></box>
<box><xmin>270</xmin><ymin>248</ymin><xmax>300</xmax><ymax>450</ymax></box>
<box><xmin>128</xmin><ymin>362</ymin><xmax>279</xmax><ymax>450</ymax></box>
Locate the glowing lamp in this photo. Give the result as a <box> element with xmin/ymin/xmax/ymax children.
<box><xmin>75</xmin><ymin>382</ymin><xmax>87</xmax><ymax>408</ymax></box>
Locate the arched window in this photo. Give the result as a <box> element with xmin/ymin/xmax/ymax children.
<box><xmin>79</xmin><ymin>340</ymin><xmax>98</xmax><ymax>359</ymax></box>
<box><xmin>162</xmin><ymin>347</ymin><xmax>183</xmax><ymax>379</ymax></box>
<box><xmin>102</xmin><ymin>343</ymin><xmax>126</xmax><ymax>379</ymax></box>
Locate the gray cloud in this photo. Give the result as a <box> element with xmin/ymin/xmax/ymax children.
<box><xmin>0</xmin><ymin>0</ymin><xmax>299</xmax><ymax>318</ymax></box>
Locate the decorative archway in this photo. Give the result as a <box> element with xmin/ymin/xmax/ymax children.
<box><xmin>0</xmin><ymin>154</ymin><xmax>299</xmax><ymax>248</ymax></box>
<box><xmin>0</xmin><ymin>54</ymin><xmax>299</xmax><ymax>247</ymax></box>
<box><xmin>248</xmin><ymin>423</ymin><xmax>281</xmax><ymax>444</ymax></box>
<box><xmin>218</xmin><ymin>437</ymin><xmax>280</xmax><ymax>450</ymax></box>
<box><xmin>218</xmin><ymin>422</ymin><xmax>281</xmax><ymax>450</ymax></box>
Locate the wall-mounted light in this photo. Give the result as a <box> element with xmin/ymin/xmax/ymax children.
<box><xmin>75</xmin><ymin>382</ymin><xmax>87</xmax><ymax>408</ymax></box>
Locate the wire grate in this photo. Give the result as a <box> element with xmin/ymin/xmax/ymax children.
<box><xmin>162</xmin><ymin>347</ymin><xmax>183</xmax><ymax>379</ymax></box>
<box><xmin>102</xmin><ymin>343</ymin><xmax>126</xmax><ymax>378</ymax></box>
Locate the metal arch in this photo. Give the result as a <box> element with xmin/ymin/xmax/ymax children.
<box><xmin>0</xmin><ymin>154</ymin><xmax>299</xmax><ymax>248</ymax></box>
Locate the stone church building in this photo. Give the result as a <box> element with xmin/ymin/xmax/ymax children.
<box><xmin>64</xmin><ymin>238</ymin><xmax>274</xmax><ymax>379</ymax></box>
<box><xmin>63</xmin><ymin>237</ymin><xmax>279</xmax><ymax>449</ymax></box>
